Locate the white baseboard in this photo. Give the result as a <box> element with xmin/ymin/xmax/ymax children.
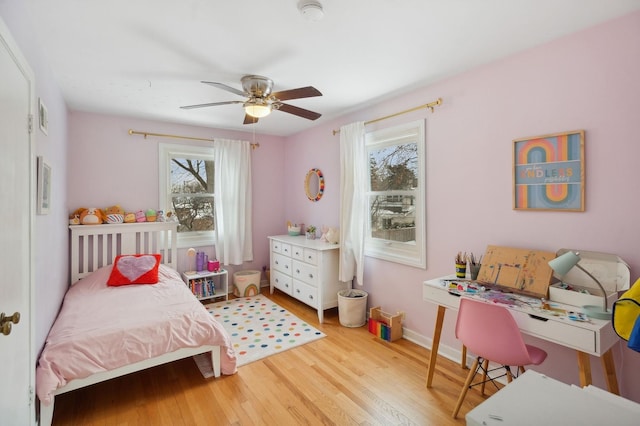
<box><xmin>401</xmin><ymin>326</ymin><xmax>509</xmax><ymax>385</ymax></box>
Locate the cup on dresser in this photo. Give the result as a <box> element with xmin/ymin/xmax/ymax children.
<box><xmin>455</xmin><ymin>262</ymin><xmax>467</xmax><ymax>279</ymax></box>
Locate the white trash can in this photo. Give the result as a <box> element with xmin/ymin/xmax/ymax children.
<box><xmin>338</xmin><ymin>289</ymin><xmax>368</xmax><ymax>327</ymax></box>
<box><xmin>233</xmin><ymin>270</ymin><xmax>261</xmax><ymax>297</ymax></box>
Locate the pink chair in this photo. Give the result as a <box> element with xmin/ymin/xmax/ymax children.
<box><xmin>452</xmin><ymin>298</ymin><xmax>548</xmax><ymax>418</ymax></box>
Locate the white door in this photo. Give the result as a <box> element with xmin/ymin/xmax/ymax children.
<box><xmin>0</xmin><ymin>18</ymin><xmax>35</xmax><ymax>425</ymax></box>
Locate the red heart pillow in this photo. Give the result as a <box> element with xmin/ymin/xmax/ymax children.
<box><xmin>107</xmin><ymin>254</ymin><xmax>161</xmax><ymax>286</ymax></box>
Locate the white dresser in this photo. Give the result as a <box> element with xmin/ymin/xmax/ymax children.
<box><xmin>268</xmin><ymin>235</ymin><xmax>351</xmax><ymax>323</ymax></box>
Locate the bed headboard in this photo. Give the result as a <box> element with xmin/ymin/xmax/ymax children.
<box><xmin>69</xmin><ymin>222</ymin><xmax>178</xmax><ymax>285</ymax></box>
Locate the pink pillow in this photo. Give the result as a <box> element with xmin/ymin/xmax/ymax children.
<box><xmin>107</xmin><ymin>254</ymin><xmax>161</xmax><ymax>286</ymax></box>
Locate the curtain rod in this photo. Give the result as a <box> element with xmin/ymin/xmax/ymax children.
<box><xmin>128</xmin><ymin>129</ymin><xmax>260</xmax><ymax>150</ymax></box>
<box><xmin>331</xmin><ymin>98</ymin><xmax>442</xmax><ymax>135</ymax></box>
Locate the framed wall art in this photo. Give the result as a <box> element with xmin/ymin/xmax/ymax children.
<box><xmin>513</xmin><ymin>130</ymin><xmax>584</xmax><ymax>212</ymax></box>
<box><xmin>37</xmin><ymin>156</ymin><xmax>51</xmax><ymax>215</ymax></box>
<box><xmin>39</xmin><ymin>97</ymin><xmax>48</xmax><ymax>135</ymax></box>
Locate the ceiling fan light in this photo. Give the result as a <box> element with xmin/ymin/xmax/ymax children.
<box><xmin>298</xmin><ymin>0</ymin><xmax>324</xmax><ymax>22</ymax></box>
<box><xmin>244</xmin><ymin>103</ymin><xmax>272</xmax><ymax>118</ymax></box>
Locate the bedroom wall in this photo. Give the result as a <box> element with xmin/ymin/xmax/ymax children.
<box><xmin>285</xmin><ymin>11</ymin><xmax>640</xmax><ymax>402</ymax></box>
<box><xmin>67</xmin><ymin>111</ymin><xmax>286</xmax><ymax>281</ymax></box>
<box><xmin>0</xmin><ymin>3</ymin><xmax>71</xmax><ymax>353</ymax></box>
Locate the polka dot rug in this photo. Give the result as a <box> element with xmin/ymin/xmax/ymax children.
<box><xmin>194</xmin><ymin>295</ymin><xmax>325</xmax><ymax>375</ymax></box>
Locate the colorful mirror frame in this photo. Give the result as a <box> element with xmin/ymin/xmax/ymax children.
<box><xmin>304</xmin><ymin>168</ymin><xmax>325</xmax><ymax>202</ymax></box>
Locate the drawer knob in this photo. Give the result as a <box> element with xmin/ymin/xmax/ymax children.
<box><xmin>309</xmin><ymin>295</ymin><xmax>314</xmax><ymax>300</ymax></box>
<box><xmin>275</xmin><ymin>278</ymin><xmax>279</xmax><ymax>283</ymax></box>
<box><xmin>275</xmin><ymin>260</ymin><xmax>279</xmax><ymax>265</ymax></box>
<box><xmin>309</xmin><ymin>274</ymin><xmax>314</xmax><ymax>279</ymax></box>
<box><xmin>296</xmin><ymin>289</ymin><xmax>300</xmax><ymax>293</ymax></box>
<box><xmin>296</xmin><ymin>269</ymin><xmax>300</xmax><ymax>274</ymax></box>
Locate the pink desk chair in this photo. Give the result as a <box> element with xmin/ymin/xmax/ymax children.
<box><xmin>452</xmin><ymin>298</ymin><xmax>548</xmax><ymax>418</ymax></box>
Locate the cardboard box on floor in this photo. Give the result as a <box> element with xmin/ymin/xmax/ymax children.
<box><xmin>476</xmin><ymin>245</ymin><xmax>556</xmax><ymax>298</ymax></box>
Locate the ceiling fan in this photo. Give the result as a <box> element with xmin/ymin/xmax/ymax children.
<box><xmin>180</xmin><ymin>75</ymin><xmax>322</xmax><ymax>124</ymax></box>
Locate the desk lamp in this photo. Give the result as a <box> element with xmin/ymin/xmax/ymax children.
<box><xmin>548</xmin><ymin>251</ymin><xmax>611</xmax><ymax>319</ymax></box>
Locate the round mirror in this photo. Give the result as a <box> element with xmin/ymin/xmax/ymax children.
<box><xmin>304</xmin><ymin>168</ymin><xmax>325</xmax><ymax>202</ymax></box>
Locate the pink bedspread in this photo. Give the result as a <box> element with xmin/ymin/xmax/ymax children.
<box><xmin>36</xmin><ymin>264</ymin><xmax>236</xmax><ymax>406</ymax></box>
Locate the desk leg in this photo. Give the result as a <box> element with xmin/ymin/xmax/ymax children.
<box><xmin>601</xmin><ymin>348</ymin><xmax>620</xmax><ymax>395</ymax></box>
<box><xmin>426</xmin><ymin>305</ymin><xmax>446</xmax><ymax>388</ymax></box>
<box><xmin>576</xmin><ymin>351</ymin><xmax>592</xmax><ymax>388</ymax></box>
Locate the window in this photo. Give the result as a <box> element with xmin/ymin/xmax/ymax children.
<box><xmin>364</xmin><ymin>120</ymin><xmax>426</xmax><ymax>268</ymax></box>
<box><xmin>159</xmin><ymin>143</ymin><xmax>215</xmax><ymax>248</ymax></box>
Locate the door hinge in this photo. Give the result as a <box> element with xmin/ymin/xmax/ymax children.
<box><xmin>29</xmin><ymin>385</ymin><xmax>34</xmax><ymax>406</ymax></box>
<box><xmin>28</xmin><ymin>114</ymin><xmax>34</xmax><ymax>134</ymax></box>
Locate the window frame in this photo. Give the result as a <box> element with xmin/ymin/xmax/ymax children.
<box><xmin>364</xmin><ymin>120</ymin><xmax>426</xmax><ymax>269</ymax></box>
<box><xmin>158</xmin><ymin>143</ymin><xmax>215</xmax><ymax>248</ymax></box>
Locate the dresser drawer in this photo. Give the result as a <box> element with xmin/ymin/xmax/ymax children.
<box><xmin>272</xmin><ymin>252</ymin><xmax>292</xmax><ymax>275</ymax></box>
<box><xmin>271</xmin><ymin>239</ymin><xmax>283</xmax><ymax>254</ymax></box>
<box><xmin>292</xmin><ymin>260</ymin><xmax>318</xmax><ymax>287</ymax></box>
<box><xmin>272</xmin><ymin>270</ymin><xmax>292</xmax><ymax>295</ymax></box>
<box><xmin>303</xmin><ymin>248</ymin><xmax>318</xmax><ymax>265</ymax></box>
<box><xmin>293</xmin><ymin>280</ymin><xmax>318</xmax><ymax>308</ymax></box>
<box><xmin>280</xmin><ymin>243</ymin><xmax>292</xmax><ymax>256</ymax></box>
<box><xmin>291</xmin><ymin>245</ymin><xmax>304</xmax><ymax>261</ymax></box>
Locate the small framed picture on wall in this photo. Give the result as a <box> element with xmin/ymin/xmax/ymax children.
<box><xmin>37</xmin><ymin>156</ymin><xmax>51</xmax><ymax>215</ymax></box>
<box><xmin>38</xmin><ymin>97</ymin><xmax>48</xmax><ymax>135</ymax></box>
<box><xmin>513</xmin><ymin>130</ymin><xmax>585</xmax><ymax>212</ymax></box>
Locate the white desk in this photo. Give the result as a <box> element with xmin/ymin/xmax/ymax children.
<box><xmin>466</xmin><ymin>370</ymin><xmax>639</xmax><ymax>426</ymax></box>
<box><xmin>423</xmin><ymin>276</ymin><xmax>620</xmax><ymax>394</ymax></box>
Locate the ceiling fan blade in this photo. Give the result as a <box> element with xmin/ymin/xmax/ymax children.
<box><xmin>201</xmin><ymin>81</ymin><xmax>247</xmax><ymax>97</ymax></box>
<box><xmin>271</xmin><ymin>86</ymin><xmax>322</xmax><ymax>101</ymax></box>
<box><xmin>243</xmin><ymin>115</ymin><xmax>259</xmax><ymax>125</ymax></box>
<box><xmin>180</xmin><ymin>100</ymin><xmax>243</xmax><ymax>110</ymax></box>
<box><xmin>277</xmin><ymin>103</ymin><xmax>322</xmax><ymax>120</ymax></box>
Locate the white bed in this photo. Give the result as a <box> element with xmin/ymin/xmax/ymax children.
<box><xmin>36</xmin><ymin>222</ymin><xmax>236</xmax><ymax>426</ymax></box>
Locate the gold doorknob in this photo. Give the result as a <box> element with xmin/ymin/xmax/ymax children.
<box><xmin>1</xmin><ymin>322</ymin><xmax>11</xmax><ymax>336</ymax></box>
<box><xmin>0</xmin><ymin>312</ymin><xmax>20</xmax><ymax>336</ymax></box>
<box><xmin>0</xmin><ymin>312</ymin><xmax>20</xmax><ymax>325</ymax></box>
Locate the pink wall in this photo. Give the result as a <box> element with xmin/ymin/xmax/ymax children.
<box><xmin>286</xmin><ymin>11</ymin><xmax>640</xmax><ymax>402</ymax></box>
<box><xmin>67</xmin><ymin>111</ymin><xmax>287</xmax><ymax>280</ymax></box>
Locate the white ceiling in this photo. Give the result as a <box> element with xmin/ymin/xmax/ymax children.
<box><xmin>27</xmin><ymin>0</ymin><xmax>640</xmax><ymax>137</ymax></box>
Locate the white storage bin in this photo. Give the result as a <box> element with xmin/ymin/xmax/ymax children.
<box><xmin>233</xmin><ymin>270</ymin><xmax>261</xmax><ymax>297</ymax></box>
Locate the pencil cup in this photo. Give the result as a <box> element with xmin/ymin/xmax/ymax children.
<box><xmin>455</xmin><ymin>263</ymin><xmax>467</xmax><ymax>279</ymax></box>
<box><xmin>470</xmin><ymin>264</ymin><xmax>481</xmax><ymax>280</ymax></box>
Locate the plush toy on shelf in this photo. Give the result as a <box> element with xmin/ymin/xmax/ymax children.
<box><xmin>124</xmin><ymin>212</ymin><xmax>136</xmax><ymax>223</ymax></box>
<box><xmin>135</xmin><ymin>210</ymin><xmax>146</xmax><ymax>223</ymax></box>
<box><xmin>79</xmin><ymin>207</ymin><xmax>106</xmax><ymax>225</ymax></box>
<box><xmin>145</xmin><ymin>209</ymin><xmax>157</xmax><ymax>222</ymax></box>
<box><xmin>104</xmin><ymin>205</ymin><xmax>125</xmax><ymax>224</ymax></box>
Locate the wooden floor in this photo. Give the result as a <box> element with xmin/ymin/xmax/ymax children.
<box><xmin>50</xmin><ymin>290</ymin><xmax>500</xmax><ymax>425</ymax></box>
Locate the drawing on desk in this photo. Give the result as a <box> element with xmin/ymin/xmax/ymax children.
<box><xmin>477</xmin><ymin>245</ymin><xmax>555</xmax><ymax>297</ymax></box>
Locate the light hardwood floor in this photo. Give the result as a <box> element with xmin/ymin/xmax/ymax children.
<box><xmin>50</xmin><ymin>290</ymin><xmax>500</xmax><ymax>425</ymax></box>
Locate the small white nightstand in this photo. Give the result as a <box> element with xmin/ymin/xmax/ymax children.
<box><xmin>182</xmin><ymin>269</ymin><xmax>229</xmax><ymax>301</ymax></box>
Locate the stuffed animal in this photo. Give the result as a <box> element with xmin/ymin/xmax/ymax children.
<box><xmin>69</xmin><ymin>207</ymin><xmax>86</xmax><ymax>225</ymax></box>
<box><xmin>80</xmin><ymin>207</ymin><xmax>105</xmax><ymax>225</ymax></box>
<box><xmin>104</xmin><ymin>205</ymin><xmax>125</xmax><ymax>224</ymax></box>
<box><xmin>124</xmin><ymin>212</ymin><xmax>136</xmax><ymax>223</ymax></box>
<box><xmin>145</xmin><ymin>209</ymin><xmax>157</xmax><ymax>222</ymax></box>
<box><xmin>135</xmin><ymin>210</ymin><xmax>146</xmax><ymax>223</ymax></box>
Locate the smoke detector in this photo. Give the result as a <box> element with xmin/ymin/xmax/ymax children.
<box><xmin>298</xmin><ymin>0</ymin><xmax>324</xmax><ymax>22</ymax></box>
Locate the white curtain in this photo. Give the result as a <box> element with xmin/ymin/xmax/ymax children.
<box><xmin>339</xmin><ymin>122</ymin><xmax>366</xmax><ymax>285</ymax></box>
<box><xmin>213</xmin><ymin>139</ymin><xmax>253</xmax><ymax>265</ymax></box>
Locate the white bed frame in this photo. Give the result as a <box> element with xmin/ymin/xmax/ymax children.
<box><xmin>40</xmin><ymin>222</ymin><xmax>221</xmax><ymax>426</ymax></box>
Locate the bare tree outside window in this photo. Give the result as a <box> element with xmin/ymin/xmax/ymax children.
<box><xmin>368</xmin><ymin>143</ymin><xmax>417</xmax><ymax>244</ymax></box>
<box><xmin>170</xmin><ymin>158</ymin><xmax>215</xmax><ymax>233</ymax></box>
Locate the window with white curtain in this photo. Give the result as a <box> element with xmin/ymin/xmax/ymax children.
<box><xmin>159</xmin><ymin>143</ymin><xmax>215</xmax><ymax>248</ymax></box>
<box><xmin>364</xmin><ymin>120</ymin><xmax>426</xmax><ymax>268</ymax></box>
